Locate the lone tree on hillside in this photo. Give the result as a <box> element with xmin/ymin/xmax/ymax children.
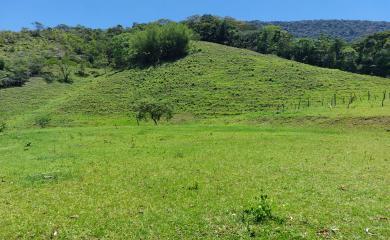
<box><xmin>135</xmin><ymin>99</ymin><xmax>173</xmax><ymax>125</ymax></box>
<box><xmin>46</xmin><ymin>55</ymin><xmax>75</xmax><ymax>83</ymax></box>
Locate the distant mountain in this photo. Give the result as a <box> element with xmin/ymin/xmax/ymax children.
<box><xmin>247</xmin><ymin>20</ymin><xmax>390</xmax><ymax>41</ymax></box>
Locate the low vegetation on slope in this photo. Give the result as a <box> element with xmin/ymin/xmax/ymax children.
<box><xmin>1</xmin><ymin>41</ymin><xmax>389</xmax><ymax>128</ymax></box>
<box><xmin>58</xmin><ymin>42</ymin><xmax>389</xmax><ymax>116</ymax></box>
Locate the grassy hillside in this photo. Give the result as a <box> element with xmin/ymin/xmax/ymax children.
<box><xmin>1</xmin><ymin>41</ymin><xmax>389</xmax><ymax>128</ymax></box>
<box><xmin>1</xmin><ymin>41</ymin><xmax>389</xmax><ymax>239</ymax></box>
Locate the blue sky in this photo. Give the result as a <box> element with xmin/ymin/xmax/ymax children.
<box><xmin>1</xmin><ymin>0</ymin><xmax>389</xmax><ymax>30</ymax></box>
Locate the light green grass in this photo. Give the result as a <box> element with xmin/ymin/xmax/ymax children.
<box><xmin>0</xmin><ymin>124</ymin><xmax>389</xmax><ymax>239</ymax></box>
<box><xmin>1</xmin><ymin>41</ymin><xmax>389</xmax><ymax>239</ymax></box>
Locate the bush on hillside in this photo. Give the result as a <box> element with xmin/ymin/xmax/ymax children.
<box><xmin>112</xmin><ymin>23</ymin><xmax>192</xmax><ymax>67</ymax></box>
<box><xmin>0</xmin><ymin>58</ymin><xmax>5</xmax><ymax>70</ymax></box>
<box><xmin>0</xmin><ymin>62</ymin><xmax>30</xmax><ymax>88</ymax></box>
<box><xmin>35</xmin><ymin>115</ymin><xmax>51</xmax><ymax>128</ymax></box>
<box><xmin>28</xmin><ymin>56</ymin><xmax>45</xmax><ymax>76</ymax></box>
<box><xmin>135</xmin><ymin>99</ymin><xmax>173</xmax><ymax>125</ymax></box>
<box><xmin>0</xmin><ymin>121</ymin><xmax>6</xmax><ymax>133</ymax></box>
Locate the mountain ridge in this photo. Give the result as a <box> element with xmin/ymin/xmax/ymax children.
<box><xmin>247</xmin><ymin>19</ymin><xmax>390</xmax><ymax>41</ymax></box>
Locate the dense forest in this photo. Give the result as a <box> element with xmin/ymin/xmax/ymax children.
<box><xmin>0</xmin><ymin>16</ymin><xmax>389</xmax><ymax>89</ymax></box>
<box><xmin>248</xmin><ymin>20</ymin><xmax>390</xmax><ymax>42</ymax></box>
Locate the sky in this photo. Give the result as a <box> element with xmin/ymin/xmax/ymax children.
<box><xmin>1</xmin><ymin>0</ymin><xmax>389</xmax><ymax>30</ymax></box>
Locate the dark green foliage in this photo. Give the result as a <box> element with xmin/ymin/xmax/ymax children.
<box><xmin>241</xmin><ymin>195</ymin><xmax>286</xmax><ymax>238</ymax></box>
<box><xmin>135</xmin><ymin>99</ymin><xmax>173</xmax><ymax>125</ymax></box>
<box><xmin>0</xmin><ymin>60</ymin><xmax>30</xmax><ymax>88</ymax></box>
<box><xmin>185</xmin><ymin>15</ymin><xmax>250</xmax><ymax>45</ymax></box>
<box><xmin>76</xmin><ymin>62</ymin><xmax>89</xmax><ymax>77</ymax></box>
<box><xmin>248</xmin><ymin>20</ymin><xmax>390</xmax><ymax>42</ymax></box>
<box><xmin>185</xmin><ymin>15</ymin><xmax>222</xmax><ymax>43</ymax></box>
<box><xmin>0</xmin><ymin>58</ymin><xmax>4</xmax><ymax>70</ymax></box>
<box><xmin>35</xmin><ymin>116</ymin><xmax>51</xmax><ymax>128</ymax></box>
<box><xmin>256</xmin><ymin>25</ymin><xmax>293</xmax><ymax>58</ymax></box>
<box><xmin>0</xmin><ymin>121</ymin><xmax>6</xmax><ymax>133</ymax></box>
<box><xmin>290</xmin><ymin>38</ymin><xmax>317</xmax><ymax>64</ymax></box>
<box><xmin>28</xmin><ymin>56</ymin><xmax>45</xmax><ymax>76</ymax></box>
<box><xmin>340</xmin><ymin>47</ymin><xmax>359</xmax><ymax>72</ymax></box>
<box><xmin>159</xmin><ymin>23</ymin><xmax>192</xmax><ymax>60</ymax></box>
<box><xmin>242</xmin><ymin>195</ymin><xmax>278</xmax><ymax>224</ymax></box>
<box><xmin>185</xmin><ymin>15</ymin><xmax>389</xmax><ymax>77</ymax></box>
<box><xmin>355</xmin><ymin>31</ymin><xmax>390</xmax><ymax>77</ymax></box>
<box><xmin>231</xmin><ymin>30</ymin><xmax>261</xmax><ymax>51</ymax></box>
<box><xmin>112</xmin><ymin>23</ymin><xmax>191</xmax><ymax>67</ymax></box>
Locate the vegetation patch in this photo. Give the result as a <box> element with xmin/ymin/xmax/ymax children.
<box><xmin>35</xmin><ymin>115</ymin><xmax>51</xmax><ymax>128</ymax></box>
<box><xmin>24</xmin><ymin>171</ymin><xmax>74</xmax><ymax>185</ymax></box>
<box><xmin>0</xmin><ymin>121</ymin><xmax>6</xmax><ymax>133</ymax></box>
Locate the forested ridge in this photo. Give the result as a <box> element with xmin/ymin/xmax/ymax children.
<box><xmin>248</xmin><ymin>20</ymin><xmax>390</xmax><ymax>42</ymax></box>
<box><xmin>1</xmin><ymin>15</ymin><xmax>389</xmax><ymax>90</ymax></box>
<box><xmin>185</xmin><ymin>15</ymin><xmax>390</xmax><ymax>77</ymax></box>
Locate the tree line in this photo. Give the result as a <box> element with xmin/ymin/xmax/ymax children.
<box><xmin>184</xmin><ymin>15</ymin><xmax>390</xmax><ymax>77</ymax></box>
<box><xmin>0</xmin><ymin>16</ymin><xmax>389</xmax><ymax>90</ymax></box>
<box><xmin>0</xmin><ymin>22</ymin><xmax>192</xmax><ymax>89</ymax></box>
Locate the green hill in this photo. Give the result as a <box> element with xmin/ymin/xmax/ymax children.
<box><xmin>1</xmin><ymin>42</ymin><xmax>390</xmax><ymax>239</ymax></box>
<box><xmin>1</xmin><ymin>41</ymin><xmax>389</xmax><ymax>127</ymax></box>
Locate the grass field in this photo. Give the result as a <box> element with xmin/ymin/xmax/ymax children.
<box><xmin>1</xmin><ymin>41</ymin><xmax>389</xmax><ymax>239</ymax></box>
<box><xmin>0</xmin><ymin>124</ymin><xmax>389</xmax><ymax>239</ymax></box>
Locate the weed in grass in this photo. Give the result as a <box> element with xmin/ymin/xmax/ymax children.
<box><xmin>24</xmin><ymin>142</ymin><xmax>32</xmax><ymax>151</ymax></box>
<box><xmin>242</xmin><ymin>195</ymin><xmax>283</xmax><ymax>225</ymax></box>
<box><xmin>241</xmin><ymin>195</ymin><xmax>288</xmax><ymax>238</ymax></box>
<box><xmin>0</xmin><ymin>121</ymin><xmax>6</xmax><ymax>132</ymax></box>
<box><xmin>175</xmin><ymin>152</ymin><xmax>184</xmax><ymax>158</ymax></box>
<box><xmin>188</xmin><ymin>182</ymin><xmax>199</xmax><ymax>191</ymax></box>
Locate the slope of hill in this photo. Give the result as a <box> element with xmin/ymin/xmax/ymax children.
<box><xmin>1</xmin><ymin>41</ymin><xmax>389</xmax><ymax>127</ymax></box>
<box><xmin>57</xmin><ymin>42</ymin><xmax>390</xmax><ymax>114</ymax></box>
<box><xmin>248</xmin><ymin>20</ymin><xmax>390</xmax><ymax>41</ymax></box>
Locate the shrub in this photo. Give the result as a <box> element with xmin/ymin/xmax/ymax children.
<box><xmin>112</xmin><ymin>23</ymin><xmax>192</xmax><ymax>67</ymax></box>
<box><xmin>135</xmin><ymin>99</ymin><xmax>173</xmax><ymax>125</ymax></box>
<box><xmin>159</xmin><ymin>23</ymin><xmax>192</xmax><ymax>60</ymax></box>
<box><xmin>28</xmin><ymin>56</ymin><xmax>45</xmax><ymax>76</ymax></box>
<box><xmin>35</xmin><ymin>116</ymin><xmax>51</xmax><ymax>128</ymax></box>
<box><xmin>41</xmin><ymin>72</ymin><xmax>55</xmax><ymax>83</ymax></box>
<box><xmin>0</xmin><ymin>58</ymin><xmax>5</xmax><ymax>70</ymax></box>
<box><xmin>75</xmin><ymin>62</ymin><xmax>89</xmax><ymax>77</ymax></box>
<box><xmin>0</xmin><ymin>66</ymin><xmax>30</xmax><ymax>89</ymax></box>
<box><xmin>0</xmin><ymin>121</ymin><xmax>6</xmax><ymax>133</ymax></box>
<box><xmin>242</xmin><ymin>195</ymin><xmax>282</xmax><ymax>225</ymax></box>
